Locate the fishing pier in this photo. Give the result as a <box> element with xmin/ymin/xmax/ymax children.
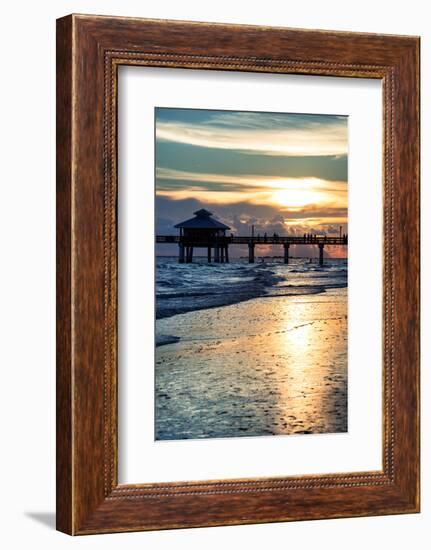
<box><xmin>156</xmin><ymin>209</ymin><xmax>347</xmax><ymax>266</ymax></box>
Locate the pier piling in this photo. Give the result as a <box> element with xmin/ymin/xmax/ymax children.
<box><xmin>185</xmin><ymin>246</ymin><xmax>193</xmax><ymax>263</ymax></box>
<box><xmin>178</xmin><ymin>244</ymin><xmax>185</xmax><ymax>263</ymax></box>
<box><xmin>283</xmin><ymin>243</ymin><xmax>290</xmax><ymax>264</ymax></box>
<box><xmin>318</xmin><ymin>243</ymin><xmax>324</xmax><ymax>266</ymax></box>
<box><xmin>248</xmin><ymin>243</ymin><xmax>255</xmax><ymax>263</ymax></box>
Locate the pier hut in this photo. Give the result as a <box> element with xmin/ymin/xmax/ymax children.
<box><xmin>174</xmin><ymin>209</ymin><xmax>230</xmax><ymax>263</ymax></box>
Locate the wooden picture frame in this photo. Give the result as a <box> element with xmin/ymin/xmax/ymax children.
<box><xmin>56</xmin><ymin>14</ymin><xmax>420</xmax><ymax>535</ymax></box>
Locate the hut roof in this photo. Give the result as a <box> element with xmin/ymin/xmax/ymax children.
<box><xmin>174</xmin><ymin>209</ymin><xmax>230</xmax><ymax>230</ymax></box>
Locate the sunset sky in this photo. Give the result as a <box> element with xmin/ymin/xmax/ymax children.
<box><xmin>155</xmin><ymin>107</ymin><xmax>348</xmax><ymax>257</ymax></box>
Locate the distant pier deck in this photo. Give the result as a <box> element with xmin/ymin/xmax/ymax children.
<box><xmin>156</xmin><ymin>234</ymin><xmax>348</xmax><ymax>265</ymax></box>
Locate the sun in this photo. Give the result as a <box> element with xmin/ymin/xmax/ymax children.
<box><xmin>271</xmin><ymin>188</ymin><xmax>322</xmax><ymax>209</ymax></box>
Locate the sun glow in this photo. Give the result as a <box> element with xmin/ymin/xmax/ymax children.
<box><xmin>271</xmin><ymin>188</ymin><xmax>322</xmax><ymax>208</ymax></box>
<box><xmin>267</xmin><ymin>177</ymin><xmax>337</xmax><ymax>209</ymax></box>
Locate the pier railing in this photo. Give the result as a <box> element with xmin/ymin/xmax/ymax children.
<box><xmin>156</xmin><ymin>235</ymin><xmax>347</xmax><ymax>245</ymax></box>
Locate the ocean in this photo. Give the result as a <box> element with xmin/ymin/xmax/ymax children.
<box><xmin>155</xmin><ymin>257</ymin><xmax>348</xmax><ymax>440</ymax></box>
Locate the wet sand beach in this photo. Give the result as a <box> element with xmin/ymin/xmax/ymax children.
<box><xmin>155</xmin><ymin>287</ymin><xmax>347</xmax><ymax>440</ymax></box>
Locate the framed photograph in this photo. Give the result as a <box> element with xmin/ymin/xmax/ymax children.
<box><xmin>56</xmin><ymin>14</ymin><xmax>420</xmax><ymax>534</ymax></box>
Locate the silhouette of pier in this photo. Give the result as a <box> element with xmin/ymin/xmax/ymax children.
<box><xmin>156</xmin><ymin>209</ymin><xmax>347</xmax><ymax>266</ymax></box>
<box><xmin>157</xmin><ymin>234</ymin><xmax>347</xmax><ymax>266</ymax></box>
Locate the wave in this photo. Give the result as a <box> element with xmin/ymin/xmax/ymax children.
<box><xmin>156</xmin><ymin>257</ymin><xmax>347</xmax><ymax>319</ymax></box>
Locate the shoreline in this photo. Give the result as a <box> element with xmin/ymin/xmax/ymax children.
<box><xmin>155</xmin><ymin>288</ymin><xmax>347</xmax><ymax>440</ymax></box>
<box><xmin>155</xmin><ymin>286</ymin><xmax>344</xmax><ymax>344</ymax></box>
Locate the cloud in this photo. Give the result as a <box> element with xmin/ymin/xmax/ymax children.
<box><xmin>157</xmin><ymin>167</ymin><xmax>347</xmax><ymax>192</ymax></box>
<box><xmin>156</xmin><ymin>121</ymin><xmax>348</xmax><ymax>157</ymax></box>
<box><xmin>156</xmin><ymin>196</ymin><xmax>347</xmax><ymax>234</ymax></box>
<box><xmin>156</xmin><ymin>167</ymin><xmax>347</xmax><ymax>212</ymax></box>
<box><xmin>156</xmin><ymin>109</ymin><xmax>348</xmax><ymax>157</ymax></box>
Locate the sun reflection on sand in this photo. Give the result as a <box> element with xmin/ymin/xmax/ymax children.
<box><xmin>283</xmin><ymin>319</ymin><xmax>313</xmax><ymax>357</ymax></box>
